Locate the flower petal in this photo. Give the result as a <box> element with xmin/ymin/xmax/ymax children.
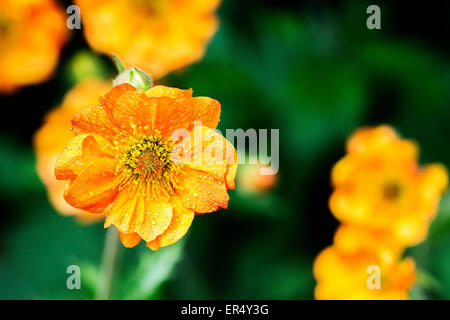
<box><xmin>225</xmin><ymin>162</ymin><xmax>238</xmax><ymax>190</ymax></box>
<box><xmin>420</xmin><ymin>164</ymin><xmax>448</xmax><ymax>197</ymax></box>
<box><xmin>347</xmin><ymin>125</ymin><xmax>418</xmax><ymax>161</ymax></box>
<box><xmin>71</xmin><ymin>105</ymin><xmax>119</xmax><ymax>142</ymax></box>
<box><xmin>147</xmin><ymin>197</ymin><xmax>195</xmax><ymax>250</ymax></box>
<box><xmin>64</xmin><ymin>158</ymin><xmax>119</xmax><ymax>212</ymax></box>
<box><xmin>111</xmin><ymin>89</ymin><xmax>158</xmax><ymax>133</ymax></box>
<box><xmin>99</xmin><ymin>83</ymin><xmax>136</xmax><ymax>114</ymax></box>
<box><xmin>328</xmin><ymin>187</ymin><xmax>372</xmax><ymax>225</ymax></box>
<box><xmin>104</xmin><ymin>191</ymin><xmax>173</xmax><ymax>242</ymax></box>
<box><xmin>154</xmin><ymin>96</ymin><xmax>195</xmax><ymax>138</ymax></box>
<box><xmin>176</xmin><ymin>126</ymin><xmax>236</xmax><ymax>185</ymax></box>
<box><xmin>147</xmin><ymin>86</ymin><xmax>220</xmax><ymax>130</ymax></box>
<box><xmin>146</xmin><ymin>86</ymin><xmax>192</xmax><ymax>99</ymax></box>
<box><xmin>119</xmin><ymin>232</ymin><xmax>142</xmax><ymax>248</ymax></box>
<box><xmin>55</xmin><ymin>134</ymin><xmax>115</xmax><ymax>180</ymax></box>
<box><xmin>176</xmin><ymin>168</ymin><xmax>229</xmax><ymax>214</ymax></box>
<box><xmin>54</xmin><ymin>134</ymin><xmax>88</xmax><ymax>180</ymax></box>
<box><xmin>192</xmin><ymin>97</ymin><xmax>221</xmax><ymax>129</ymax></box>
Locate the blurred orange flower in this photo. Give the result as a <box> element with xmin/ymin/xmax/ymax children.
<box><xmin>333</xmin><ymin>225</ymin><xmax>404</xmax><ymax>266</ymax></box>
<box><xmin>314</xmin><ymin>239</ymin><xmax>416</xmax><ymax>300</ymax></box>
<box><xmin>0</xmin><ymin>0</ymin><xmax>68</xmax><ymax>93</ymax></box>
<box><xmin>55</xmin><ymin>83</ymin><xmax>237</xmax><ymax>250</ymax></box>
<box><xmin>237</xmin><ymin>162</ymin><xmax>277</xmax><ymax>193</ymax></box>
<box><xmin>329</xmin><ymin>125</ymin><xmax>448</xmax><ymax>247</ymax></box>
<box><xmin>34</xmin><ymin>78</ymin><xmax>112</xmax><ymax>223</ymax></box>
<box><xmin>75</xmin><ymin>0</ymin><xmax>220</xmax><ymax>79</ymax></box>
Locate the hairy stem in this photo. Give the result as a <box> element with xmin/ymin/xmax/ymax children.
<box><xmin>112</xmin><ymin>55</ymin><xmax>125</xmax><ymax>73</ymax></box>
<box><xmin>96</xmin><ymin>227</ymin><xmax>121</xmax><ymax>300</ymax></box>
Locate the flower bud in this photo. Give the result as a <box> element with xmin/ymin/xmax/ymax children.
<box><xmin>113</xmin><ymin>67</ymin><xmax>153</xmax><ymax>90</ymax></box>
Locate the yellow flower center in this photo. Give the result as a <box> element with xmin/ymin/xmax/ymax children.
<box><xmin>116</xmin><ymin>131</ymin><xmax>180</xmax><ymax>197</ymax></box>
<box><xmin>0</xmin><ymin>14</ymin><xmax>13</xmax><ymax>38</ymax></box>
<box><xmin>134</xmin><ymin>0</ymin><xmax>167</xmax><ymax>17</ymax></box>
<box><xmin>382</xmin><ymin>181</ymin><xmax>402</xmax><ymax>201</ymax></box>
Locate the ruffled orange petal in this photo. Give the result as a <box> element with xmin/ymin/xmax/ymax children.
<box><xmin>192</xmin><ymin>97</ymin><xmax>221</xmax><ymax>129</ymax></box>
<box><xmin>420</xmin><ymin>164</ymin><xmax>448</xmax><ymax>196</ymax></box>
<box><xmin>54</xmin><ymin>134</ymin><xmax>88</xmax><ymax>180</ymax></box>
<box><xmin>146</xmin><ymin>85</ymin><xmax>192</xmax><ymax>99</ymax></box>
<box><xmin>154</xmin><ymin>96</ymin><xmax>195</xmax><ymax>138</ymax></box>
<box><xmin>147</xmin><ymin>86</ymin><xmax>220</xmax><ymax>132</ymax></box>
<box><xmin>104</xmin><ymin>191</ymin><xmax>173</xmax><ymax>242</ymax></box>
<box><xmin>64</xmin><ymin>158</ymin><xmax>119</xmax><ymax>212</ymax></box>
<box><xmin>225</xmin><ymin>162</ymin><xmax>238</xmax><ymax>190</ymax></box>
<box><xmin>47</xmin><ymin>178</ymin><xmax>86</xmax><ymax>216</ymax></box>
<box><xmin>328</xmin><ymin>187</ymin><xmax>372</xmax><ymax>225</ymax></box>
<box><xmin>347</xmin><ymin>125</ymin><xmax>398</xmax><ymax>154</ymax></box>
<box><xmin>392</xmin><ymin>258</ymin><xmax>416</xmax><ymax>290</ymax></box>
<box><xmin>99</xmin><ymin>83</ymin><xmax>136</xmax><ymax>114</ymax></box>
<box><xmin>111</xmin><ymin>89</ymin><xmax>158</xmax><ymax>133</ymax></box>
<box><xmin>333</xmin><ymin>225</ymin><xmax>403</xmax><ymax>266</ymax></box>
<box><xmin>347</xmin><ymin>125</ymin><xmax>419</xmax><ymax>162</ymax></box>
<box><xmin>119</xmin><ymin>232</ymin><xmax>142</xmax><ymax>248</ymax></box>
<box><xmin>55</xmin><ymin>134</ymin><xmax>115</xmax><ymax>180</ymax></box>
<box><xmin>71</xmin><ymin>105</ymin><xmax>119</xmax><ymax>142</ymax></box>
<box><xmin>331</xmin><ymin>156</ymin><xmax>356</xmax><ymax>187</ymax></box>
<box><xmin>81</xmin><ymin>133</ymin><xmax>117</xmax><ymax>159</ymax></box>
<box><xmin>147</xmin><ymin>197</ymin><xmax>195</xmax><ymax>250</ymax></box>
<box><xmin>180</xmin><ymin>126</ymin><xmax>236</xmax><ymax>185</ymax></box>
<box><xmin>176</xmin><ymin>168</ymin><xmax>229</xmax><ymax>214</ymax></box>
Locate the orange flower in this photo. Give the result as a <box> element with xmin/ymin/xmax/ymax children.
<box><xmin>0</xmin><ymin>0</ymin><xmax>68</xmax><ymax>93</ymax></box>
<box><xmin>55</xmin><ymin>83</ymin><xmax>237</xmax><ymax>250</ymax></box>
<box><xmin>314</xmin><ymin>247</ymin><xmax>416</xmax><ymax>300</ymax></box>
<box><xmin>329</xmin><ymin>125</ymin><xmax>448</xmax><ymax>247</ymax></box>
<box><xmin>334</xmin><ymin>225</ymin><xmax>408</xmax><ymax>268</ymax></box>
<box><xmin>314</xmin><ymin>225</ymin><xmax>416</xmax><ymax>300</ymax></box>
<box><xmin>75</xmin><ymin>0</ymin><xmax>220</xmax><ymax>79</ymax></box>
<box><xmin>34</xmin><ymin>78</ymin><xmax>112</xmax><ymax>223</ymax></box>
<box><xmin>237</xmin><ymin>162</ymin><xmax>277</xmax><ymax>193</ymax></box>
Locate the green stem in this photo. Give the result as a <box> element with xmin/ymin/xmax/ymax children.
<box><xmin>112</xmin><ymin>55</ymin><xmax>125</xmax><ymax>73</ymax></box>
<box><xmin>96</xmin><ymin>227</ymin><xmax>121</xmax><ymax>300</ymax></box>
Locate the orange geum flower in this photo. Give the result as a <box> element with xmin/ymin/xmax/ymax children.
<box><xmin>54</xmin><ymin>82</ymin><xmax>237</xmax><ymax>250</ymax></box>
<box><xmin>75</xmin><ymin>0</ymin><xmax>220</xmax><ymax>79</ymax></box>
<box><xmin>332</xmin><ymin>225</ymin><xmax>405</xmax><ymax>267</ymax></box>
<box><xmin>329</xmin><ymin>125</ymin><xmax>448</xmax><ymax>247</ymax></box>
<box><xmin>0</xmin><ymin>0</ymin><xmax>68</xmax><ymax>93</ymax></box>
<box><xmin>34</xmin><ymin>78</ymin><xmax>112</xmax><ymax>223</ymax></box>
<box><xmin>314</xmin><ymin>225</ymin><xmax>416</xmax><ymax>300</ymax></box>
<box><xmin>314</xmin><ymin>246</ymin><xmax>416</xmax><ymax>300</ymax></box>
<box><xmin>237</xmin><ymin>162</ymin><xmax>277</xmax><ymax>193</ymax></box>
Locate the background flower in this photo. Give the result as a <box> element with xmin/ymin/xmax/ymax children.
<box><xmin>34</xmin><ymin>78</ymin><xmax>112</xmax><ymax>222</ymax></box>
<box><xmin>237</xmin><ymin>162</ymin><xmax>277</xmax><ymax>193</ymax></box>
<box><xmin>314</xmin><ymin>225</ymin><xmax>416</xmax><ymax>299</ymax></box>
<box><xmin>314</xmin><ymin>244</ymin><xmax>415</xmax><ymax>300</ymax></box>
<box><xmin>329</xmin><ymin>125</ymin><xmax>448</xmax><ymax>247</ymax></box>
<box><xmin>76</xmin><ymin>0</ymin><xmax>220</xmax><ymax>79</ymax></box>
<box><xmin>0</xmin><ymin>0</ymin><xmax>68</xmax><ymax>93</ymax></box>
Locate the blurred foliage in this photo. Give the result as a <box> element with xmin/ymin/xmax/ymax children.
<box><xmin>0</xmin><ymin>0</ymin><xmax>449</xmax><ymax>299</ymax></box>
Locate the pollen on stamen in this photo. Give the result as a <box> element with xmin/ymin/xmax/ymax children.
<box><xmin>115</xmin><ymin>130</ymin><xmax>181</xmax><ymax>198</ymax></box>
